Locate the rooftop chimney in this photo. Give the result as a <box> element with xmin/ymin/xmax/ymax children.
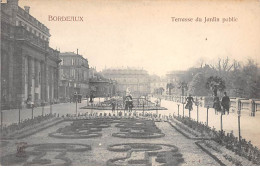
<box><xmin>24</xmin><ymin>6</ymin><xmax>30</xmax><ymax>13</ymax></box>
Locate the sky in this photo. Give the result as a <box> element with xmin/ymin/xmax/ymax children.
<box><xmin>15</xmin><ymin>0</ymin><xmax>260</xmax><ymax>76</ymax></box>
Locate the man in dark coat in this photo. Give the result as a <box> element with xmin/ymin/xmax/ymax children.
<box><xmin>221</xmin><ymin>92</ymin><xmax>230</xmax><ymax>115</ymax></box>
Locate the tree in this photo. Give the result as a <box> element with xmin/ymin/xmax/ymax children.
<box><xmin>188</xmin><ymin>73</ymin><xmax>208</xmax><ymax>96</ymax></box>
<box><xmin>158</xmin><ymin>87</ymin><xmax>165</xmax><ymax>95</ymax></box>
<box><xmin>178</xmin><ymin>82</ymin><xmax>188</xmax><ymax>96</ymax></box>
<box><xmin>205</xmin><ymin>76</ymin><xmax>226</xmax><ymax>96</ymax></box>
<box><xmin>242</xmin><ymin>59</ymin><xmax>260</xmax><ymax>98</ymax></box>
<box><xmin>166</xmin><ymin>83</ymin><xmax>174</xmax><ymax>95</ymax></box>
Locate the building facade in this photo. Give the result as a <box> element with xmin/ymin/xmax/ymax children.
<box><xmin>1</xmin><ymin>0</ymin><xmax>60</xmax><ymax>109</ymax></box>
<box><xmin>150</xmin><ymin>75</ymin><xmax>167</xmax><ymax>95</ymax></box>
<box><xmin>102</xmin><ymin>68</ymin><xmax>150</xmax><ymax>97</ymax></box>
<box><xmin>166</xmin><ymin>70</ymin><xmax>186</xmax><ymax>95</ymax></box>
<box><xmin>89</xmin><ymin>68</ymin><xmax>117</xmax><ymax>98</ymax></box>
<box><xmin>58</xmin><ymin>52</ymin><xmax>89</xmax><ymax>101</ymax></box>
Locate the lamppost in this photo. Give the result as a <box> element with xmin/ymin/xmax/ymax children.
<box><xmin>206</xmin><ymin>106</ymin><xmax>209</xmax><ymax>126</ymax></box>
<box><xmin>41</xmin><ymin>101</ymin><xmax>45</xmax><ymax>116</ymax></box>
<box><xmin>50</xmin><ymin>99</ymin><xmax>53</xmax><ymax>115</ymax></box>
<box><xmin>220</xmin><ymin>110</ymin><xmax>223</xmax><ymax>132</ymax></box>
<box><xmin>238</xmin><ymin>100</ymin><xmax>242</xmax><ymax>144</ymax></box>
<box><xmin>116</xmin><ymin>97</ymin><xmax>119</xmax><ymax>115</ymax></box>
<box><xmin>17</xmin><ymin>94</ymin><xmax>23</xmax><ymax>125</ymax></box>
<box><xmin>75</xmin><ymin>93</ymin><xmax>78</xmax><ymax>115</ymax></box>
<box><xmin>0</xmin><ymin>110</ymin><xmax>2</xmax><ymax>131</ymax></box>
<box><xmin>182</xmin><ymin>97</ymin><xmax>185</xmax><ymax>118</ymax></box>
<box><xmin>155</xmin><ymin>98</ymin><xmax>159</xmax><ymax>116</ymax></box>
<box><xmin>195</xmin><ymin>98</ymin><xmax>199</xmax><ymax>123</ymax></box>
<box><xmin>140</xmin><ymin>96</ymin><xmax>145</xmax><ymax>114</ymax></box>
<box><xmin>90</xmin><ymin>93</ymin><xmax>94</xmax><ymax>114</ymax></box>
<box><xmin>189</xmin><ymin>105</ymin><xmax>191</xmax><ymax>119</ymax></box>
<box><xmin>31</xmin><ymin>104</ymin><xmax>34</xmax><ymax>119</ymax></box>
<box><xmin>177</xmin><ymin>104</ymin><xmax>180</xmax><ymax>117</ymax></box>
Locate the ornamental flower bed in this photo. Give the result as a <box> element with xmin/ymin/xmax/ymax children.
<box><xmin>1</xmin><ymin>143</ymin><xmax>91</xmax><ymax>166</ymax></box>
<box><xmin>168</xmin><ymin>117</ymin><xmax>208</xmax><ymax>139</ymax></box>
<box><xmin>112</xmin><ymin>119</ymin><xmax>165</xmax><ymax>139</ymax></box>
<box><xmin>173</xmin><ymin>115</ymin><xmax>260</xmax><ymax>165</ymax></box>
<box><xmin>107</xmin><ymin>143</ymin><xmax>184</xmax><ymax>166</ymax></box>
<box><xmin>49</xmin><ymin>119</ymin><xmax>111</xmax><ymax>139</ymax></box>
<box><xmin>0</xmin><ymin>114</ymin><xmax>57</xmax><ymax>137</ymax></box>
<box><xmin>196</xmin><ymin>140</ymin><xmax>255</xmax><ymax>166</ymax></box>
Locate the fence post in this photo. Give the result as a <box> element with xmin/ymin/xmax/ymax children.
<box><xmin>177</xmin><ymin>104</ymin><xmax>180</xmax><ymax>116</ymax></box>
<box><xmin>238</xmin><ymin>100</ymin><xmax>241</xmax><ymax>143</ymax></box>
<box><xmin>1</xmin><ymin>111</ymin><xmax>3</xmax><ymax>131</ymax></box>
<box><xmin>42</xmin><ymin>103</ymin><xmax>44</xmax><ymax>116</ymax></box>
<box><xmin>182</xmin><ymin>103</ymin><xmax>185</xmax><ymax>117</ymax></box>
<box><xmin>31</xmin><ymin>106</ymin><xmax>34</xmax><ymax>119</ymax></box>
<box><xmin>197</xmin><ymin>105</ymin><xmax>199</xmax><ymax>123</ymax></box>
<box><xmin>207</xmin><ymin>106</ymin><xmax>209</xmax><ymax>126</ymax></box>
<box><xmin>249</xmin><ymin>99</ymin><xmax>255</xmax><ymax>117</ymax></box>
<box><xmin>76</xmin><ymin>98</ymin><xmax>78</xmax><ymax>115</ymax></box>
<box><xmin>18</xmin><ymin>105</ymin><xmax>21</xmax><ymax>124</ymax></box>
<box><xmin>50</xmin><ymin>100</ymin><xmax>53</xmax><ymax>114</ymax></box>
<box><xmin>220</xmin><ymin>113</ymin><xmax>223</xmax><ymax>132</ymax></box>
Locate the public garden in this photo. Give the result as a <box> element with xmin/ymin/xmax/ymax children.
<box><xmin>0</xmin><ymin>98</ymin><xmax>259</xmax><ymax>166</ymax></box>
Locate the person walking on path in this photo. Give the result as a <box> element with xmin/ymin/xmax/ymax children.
<box><xmin>221</xmin><ymin>92</ymin><xmax>230</xmax><ymax>115</ymax></box>
<box><xmin>185</xmin><ymin>94</ymin><xmax>194</xmax><ymax>111</ymax></box>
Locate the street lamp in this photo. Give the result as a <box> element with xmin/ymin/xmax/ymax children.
<box><xmin>182</xmin><ymin>97</ymin><xmax>185</xmax><ymax>118</ymax></box>
<box><xmin>177</xmin><ymin>104</ymin><xmax>180</xmax><ymax>117</ymax></box>
<box><xmin>220</xmin><ymin>109</ymin><xmax>223</xmax><ymax>132</ymax></box>
<box><xmin>206</xmin><ymin>106</ymin><xmax>209</xmax><ymax>126</ymax></box>
<box><xmin>195</xmin><ymin>98</ymin><xmax>199</xmax><ymax>123</ymax></box>
<box><xmin>75</xmin><ymin>94</ymin><xmax>78</xmax><ymax>115</ymax></box>
<box><xmin>237</xmin><ymin>100</ymin><xmax>242</xmax><ymax>144</ymax></box>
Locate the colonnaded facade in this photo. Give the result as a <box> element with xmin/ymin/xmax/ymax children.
<box><xmin>1</xmin><ymin>0</ymin><xmax>60</xmax><ymax>109</ymax></box>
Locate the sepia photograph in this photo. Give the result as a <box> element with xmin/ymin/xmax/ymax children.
<box><xmin>0</xmin><ymin>0</ymin><xmax>260</xmax><ymax>166</ymax></box>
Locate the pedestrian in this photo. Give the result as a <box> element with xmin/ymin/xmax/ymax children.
<box><xmin>213</xmin><ymin>95</ymin><xmax>222</xmax><ymax>113</ymax></box>
<box><xmin>185</xmin><ymin>94</ymin><xmax>194</xmax><ymax>111</ymax></box>
<box><xmin>111</xmin><ymin>101</ymin><xmax>116</xmax><ymax>112</ymax></box>
<box><xmin>221</xmin><ymin>92</ymin><xmax>230</xmax><ymax>115</ymax></box>
<box><xmin>78</xmin><ymin>94</ymin><xmax>82</xmax><ymax>103</ymax></box>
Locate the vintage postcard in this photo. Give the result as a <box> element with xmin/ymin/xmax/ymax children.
<box><xmin>0</xmin><ymin>0</ymin><xmax>260</xmax><ymax>166</ymax></box>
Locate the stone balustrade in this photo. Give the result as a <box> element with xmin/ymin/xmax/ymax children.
<box><xmin>155</xmin><ymin>95</ymin><xmax>260</xmax><ymax>116</ymax></box>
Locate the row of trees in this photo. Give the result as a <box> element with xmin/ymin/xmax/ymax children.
<box><xmin>184</xmin><ymin>57</ymin><xmax>260</xmax><ymax>98</ymax></box>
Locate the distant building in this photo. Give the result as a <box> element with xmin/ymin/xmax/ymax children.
<box><xmin>102</xmin><ymin>68</ymin><xmax>150</xmax><ymax>97</ymax></box>
<box><xmin>1</xmin><ymin>0</ymin><xmax>60</xmax><ymax>109</ymax></box>
<box><xmin>89</xmin><ymin>68</ymin><xmax>117</xmax><ymax>98</ymax></box>
<box><xmin>58</xmin><ymin>52</ymin><xmax>89</xmax><ymax>101</ymax></box>
<box><xmin>166</xmin><ymin>70</ymin><xmax>186</xmax><ymax>95</ymax></box>
<box><xmin>150</xmin><ymin>75</ymin><xmax>167</xmax><ymax>95</ymax></box>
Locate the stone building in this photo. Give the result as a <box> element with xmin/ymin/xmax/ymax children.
<box><xmin>166</xmin><ymin>70</ymin><xmax>186</xmax><ymax>95</ymax></box>
<box><xmin>89</xmin><ymin>68</ymin><xmax>117</xmax><ymax>98</ymax></box>
<box><xmin>150</xmin><ymin>75</ymin><xmax>167</xmax><ymax>95</ymax></box>
<box><xmin>58</xmin><ymin>51</ymin><xmax>89</xmax><ymax>101</ymax></box>
<box><xmin>102</xmin><ymin>68</ymin><xmax>150</xmax><ymax>97</ymax></box>
<box><xmin>1</xmin><ymin>0</ymin><xmax>60</xmax><ymax>109</ymax></box>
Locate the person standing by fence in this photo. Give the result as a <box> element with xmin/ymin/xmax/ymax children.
<box><xmin>221</xmin><ymin>92</ymin><xmax>230</xmax><ymax>115</ymax></box>
<box><xmin>213</xmin><ymin>95</ymin><xmax>222</xmax><ymax>114</ymax></box>
<box><xmin>185</xmin><ymin>94</ymin><xmax>194</xmax><ymax>111</ymax></box>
